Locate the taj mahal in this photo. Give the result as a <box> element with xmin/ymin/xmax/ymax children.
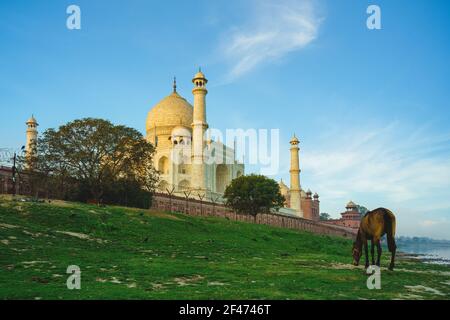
<box><xmin>146</xmin><ymin>70</ymin><xmax>244</xmax><ymax>198</ymax></box>
<box><xmin>9</xmin><ymin>70</ymin><xmax>322</xmax><ymax>220</ymax></box>
<box><xmin>144</xmin><ymin>69</ymin><xmax>320</xmax><ymax>220</ymax></box>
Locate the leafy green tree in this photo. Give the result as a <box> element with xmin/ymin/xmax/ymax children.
<box><xmin>224</xmin><ymin>174</ymin><xmax>285</xmax><ymax>218</ymax></box>
<box><xmin>320</xmin><ymin>212</ymin><xmax>331</xmax><ymax>221</ymax></box>
<box><xmin>20</xmin><ymin>118</ymin><xmax>158</xmax><ymax>207</ymax></box>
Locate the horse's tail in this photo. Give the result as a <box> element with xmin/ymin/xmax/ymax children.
<box><xmin>384</xmin><ymin>209</ymin><xmax>397</xmax><ymax>253</ymax></box>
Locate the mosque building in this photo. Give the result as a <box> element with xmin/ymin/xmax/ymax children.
<box><xmin>145</xmin><ymin>70</ymin><xmax>244</xmax><ymax>199</ymax></box>
<box><xmin>8</xmin><ymin>70</ymin><xmax>320</xmax><ymax>220</ymax></box>
<box><xmin>323</xmin><ymin>201</ymin><xmax>363</xmax><ymax>229</ymax></box>
<box><xmin>145</xmin><ymin>70</ymin><xmax>320</xmax><ymax>219</ymax></box>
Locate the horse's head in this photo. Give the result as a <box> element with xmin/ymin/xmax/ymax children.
<box><xmin>352</xmin><ymin>242</ymin><xmax>361</xmax><ymax>266</ymax></box>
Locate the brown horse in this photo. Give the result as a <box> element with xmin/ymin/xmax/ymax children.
<box><xmin>352</xmin><ymin>208</ymin><xmax>397</xmax><ymax>270</ymax></box>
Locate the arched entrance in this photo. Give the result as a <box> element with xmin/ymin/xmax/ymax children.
<box><xmin>158</xmin><ymin>156</ymin><xmax>169</xmax><ymax>175</ymax></box>
<box><xmin>216</xmin><ymin>165</ymin><xmax>229</xmax><ymax>194</ymax></box>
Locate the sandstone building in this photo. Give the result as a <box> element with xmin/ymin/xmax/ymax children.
<box><xmin>323</xmin><ymin>201</ymin><xmax>363</xmax><ymax>229</ymax></box>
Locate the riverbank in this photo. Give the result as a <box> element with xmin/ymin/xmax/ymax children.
<box><xmin>1</xmin><ymin>196</ymin><xmax>449</xmax><ymax>299</ymax></box>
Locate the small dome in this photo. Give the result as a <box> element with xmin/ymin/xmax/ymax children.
<box><xmin>171</xmin><ymin>126</ymin><xmax>191</xmax><ymax>138</ymax></box>
<box><xmin>279</xmin><ymin>179</ymin><xmax>289</xmax><ymax>192</ymax></box>
<box><xmin>26</xmin><ymin>115</ymin><xmax>37</xmax><ymax>124</ymax></box>
<box><xmin>314</xmin><ymin>192</ymin><xmax>319</xmax><ymax>198</ymax></box>
<box><xmin>306</xmin><ymin>189</ymin><xmax>312</xmax><ymax>195</ymax></box>
<box><xmin>193</xmin><ymin>70</ymin><xmax>206</xmax><ymax>80</ymax></box>
<box><xmin>290</xmin><ymin>134</ymin><xmax>299</xmax><ymax>145</ymax></box>
<box><xmin>146</xmin><ymin>92</ymin><xmax>193</xmax><ymax>132</ymax></box>
<box><xmin>279</xmin><ymin>180</ymin><xmax>289</xmax><ymax>198</ymax></box>
<box><xmin>346</xmin><ymin>201</ymin><xmax>357</xmax><ymax>208</ymax></box>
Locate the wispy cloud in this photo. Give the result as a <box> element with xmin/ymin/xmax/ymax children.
<box><xmin>420</xmin><ymin>220</ymin><xmax>439</xmax><ymax>227</ymax></box>
<box><xmin>299</xmin><ymin>122</ymin><xmax>450</xmax><ymax>238</ymax></box>
<box><xmin>219</xmin><ymin>0</ymin><xmax>322</xmax><ymax>81</ymax></box>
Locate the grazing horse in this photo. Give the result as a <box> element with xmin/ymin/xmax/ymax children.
<box><xmin>352</xmin><ymin>208</ymin><xmax>397</xmax><ymax>270</ymax></box>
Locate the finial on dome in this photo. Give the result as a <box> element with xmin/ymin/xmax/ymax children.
<box><xmin>193</xmin><ymin>67</ymin><xmax>207</xmax><ymax>80</ymax></box>
<box><xmin>290</xmin><ymin>133</ymin><xmax>299</xmax><ymax>145</ymax></box>
<box><xmin>26</xmin><ymin>114</ymin><xmax>38</xmax><ymax>125</ymax></box>
<box><xmin>173</xmin><ymin>76</ymin><xmax>177</xmax><ymax>93</ymax></box>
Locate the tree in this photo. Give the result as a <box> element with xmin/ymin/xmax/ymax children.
<box><xmin>223</xmin><ymin>174</ymin><xmax>285</xmax><ymax>218</ymax></box>
<box><xmin>320</xmin><ymin>212</ymin><xmax>331</xmax><ymax>221</ymax></box>
<box><xmin>20</xmin><ymin>118</ymin><xmax>158</xmax><ymax>207</ymax></box>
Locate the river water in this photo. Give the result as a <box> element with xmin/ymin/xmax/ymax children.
<box><xmin>399</xmin><ymin>243</ymin><xmax>450</xmax><ymax>265</ymax></box>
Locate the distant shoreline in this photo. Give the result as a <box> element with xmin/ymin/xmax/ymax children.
<box><xmin>399</xmin><ymin>251</ymin><xmax>450</xmax><ymax>266</ymax></box>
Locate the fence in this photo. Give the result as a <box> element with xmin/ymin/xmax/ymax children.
<box><xmin>152</xmin><ymin>192</ymin><xmax>358</xmax><ymax>239</ymax></box>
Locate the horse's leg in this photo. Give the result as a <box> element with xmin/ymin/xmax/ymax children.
<box><xmin>376</xmin><ymin>240</ymin><xmax>382</xmax><ymax>267</ymax></box>
<box><xmin>370</xmin><ymin>240</ymin><xmax>375</xmax><ymax>265</ymax></box>
<box><xmin>364</xmin><ymin>240</ymin><xmax>369</xmax><ymax>269</ymax></box>
<box><xmin>389</xmin><ymin>243</ymin><xmax>397</xmax><ymax>271</ymax></box>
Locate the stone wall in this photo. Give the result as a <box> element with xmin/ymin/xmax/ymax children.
<box><xmin>324</xmin><ymin>218</ymin><xmax>360</xmax><ymax>230</ymax></box>
<box><xmin>152</xmin><ymin>193</ymin><xmax>358</xmax><ymax>239</ymax></box>
<box><xmin>0</xmin><ymin>166</ymin><xmax>31</xmax><ymax>195</ymax></box>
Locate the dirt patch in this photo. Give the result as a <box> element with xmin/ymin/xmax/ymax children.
<box><xmin>405</xmin><ymin>285</ymin><xmax>446</xmax><ymax>296</ymax></box>
<box><xmin>394</xmin><ymin>293</ymin><xmax>424</xmax><ymax>300</ymax></box>
<box><xmin>151</xmin><ymin>283</ymin><xmax>165</xmax><ymax>290</ymax></box>
<box><xmin>0</xmin><ymin>223</ymin><xmax>19</xmax><ymax>229</ymax></box>
<box><xmin>22</xmin><ymin>230</ymin><xmax>46</xmax><ymax>237</ymax></box>
<box><xmin>329</xmin><ymin>263</ymin><xmax>359</xmax><ymax>270</ymax></box>
<box><xmin>95</xmin><ymin>277</ymin><xmax>125</xmax><ymax>285</ymax></box>
<box><xmin>21</xmin><ymin>261</ymin><xmax>52</xmax><ymax>269</ymax></box>
<box><xmin>207</xmin><ymin>281</ymin><xmax>228</xmax><ymax>286</ymax></box>
<box><xmin>110</xmin><ymin>277</ymin><xmax>122</xmax><ymax>284</ymax></box>
<box><xmin>56</xmin><ymin>231</ymin><xmax>90</xmax><ymax>240</ymax></box>
<box><xmin>173</xmin><ymin>275</ymin><xmax>204</xmax><ymax>286</ymax></box>
<box><xmin>46</xmin><ymin>200</ymin><xmax>74</xmax><ymax>208</ymax></box>
<box><xmin>56</xmin><ymin>231</ymin><xmax>108</xmax><ymax>244</ymax></box>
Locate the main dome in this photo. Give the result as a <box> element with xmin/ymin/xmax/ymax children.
<box><xmin>146</xmin><ymin>92</ymin><xmax>193</xmax><ymax>131</ymax></box>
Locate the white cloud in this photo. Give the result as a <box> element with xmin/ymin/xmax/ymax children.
<box><xmin>303</xmin><ymin>123</ymin><xmax>450</xmax><ymax>206</ymax></box>
<box><xmin>219</xmin><ymin>0</ymin><xmax>322</xmax><ymax>81</ymax></box>
<box><xmin>298</xmin><ymin>122</ymin><xmax>450</xmax><ymax>238</ymax></box>
<box><xmin>420</xmin><ymin>220</ymin><xmax>438</xmax><ymax>227</ymax></box>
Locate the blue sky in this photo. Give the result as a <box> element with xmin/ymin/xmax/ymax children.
<box><xmin>1</xmin><ymin>0</ymin><xmax>449</xmax><ymax>239</ymax></box>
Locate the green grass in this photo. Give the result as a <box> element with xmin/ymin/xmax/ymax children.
<box><xmin>0</xmin><ymin>195</ymin><xmax>448</xmax><ymax>300</ymax></box>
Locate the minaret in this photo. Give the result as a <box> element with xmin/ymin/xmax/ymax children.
<box><xmin>191</xmin><ymin>69</ymin><xmax>208</xmax><ymax>191</ymax></box>
<box><xmin>289</xmin><ymin>134</ymin><xmax>303</xmax><ymax>216</ymax></box>
<box><xmin>25</xmin><ymin>115</ymin><xmax>38</xmax><ymax>157</ymax></box>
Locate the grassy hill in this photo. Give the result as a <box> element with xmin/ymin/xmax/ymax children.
<box><xmin>0</xmin><ymin>195</ymin><xmax>448</xmax><ymax>300</ymax></box>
